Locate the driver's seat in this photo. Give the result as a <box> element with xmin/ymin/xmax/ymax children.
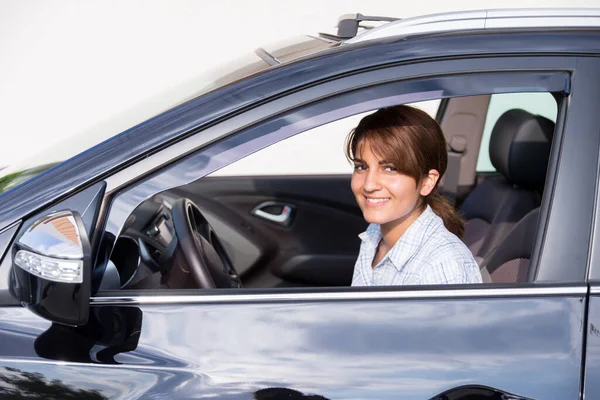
<box><xmin>478</xmin><ymin>208</ymin><xmax>540</xmax><ymax>283</ymax></box>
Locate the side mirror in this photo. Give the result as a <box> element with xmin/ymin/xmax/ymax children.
<box><xmin>10</xmin><ymin>211</ymin><xmax>91</xmax><ymax>326</ymax></box>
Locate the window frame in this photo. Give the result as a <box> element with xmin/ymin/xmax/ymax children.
<box><xmin>89</xmin><ymin>58</ymin><xmax>587</xmax><ymax>298</ymax></box>
<box><xmin>573</xmin><ymin>57</ymin><xmax>600</xmax><ymax>283</ymax></box>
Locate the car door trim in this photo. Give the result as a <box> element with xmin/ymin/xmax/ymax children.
<box><xmin>587</xmin><ymin>286</ymin><xmax>600</xmax><ymax>295</ymax></box>
<box><xmin>91</xmin><ymin>285</ymin><xmax>587</xmax><ymax>305</ymax></box>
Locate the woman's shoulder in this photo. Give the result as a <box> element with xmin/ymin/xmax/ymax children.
<box><xmin>414</xmin><ymin>221</ymin><xmax>482</xmax><ymax>284</ymax></box>
<box><xmin>419</xmin><ymin>219</ymin><xmax>477</xmax><ymax>265</ymax></box>
<box><xmin>417</xmin><ymin>255</ymin><xmax>482</xmax><ymax>284</ymax></box>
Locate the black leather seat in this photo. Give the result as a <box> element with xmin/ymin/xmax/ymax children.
<box><xmin>479</xmin><ymin>208</ymin><xmax>539</xmax><ymax>283</ymax></box>
<box><xmin>460</xmin><ymin>109</ymin><xmax>555</xmax><ymax>262</ymax></box>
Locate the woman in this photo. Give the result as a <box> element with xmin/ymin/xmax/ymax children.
<box><xmin>347</xmin><ymin>105</ymin><xmax>482</xmax><ymax>286</ymax></box>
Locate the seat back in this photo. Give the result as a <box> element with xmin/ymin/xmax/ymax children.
<box><xmin>479</xmin><ymin>208</ymin><xmax>540</xmax><ymax>283</ymax></box>
<box><xmin>460</xmin><ymin>109</ymin><xmax>554</xmax><ymax>259</ymax></box>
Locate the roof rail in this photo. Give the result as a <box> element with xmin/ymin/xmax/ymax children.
<box><xmin>319</xmin><ymin>13</ymin><xmax>400</xmax><ymax>41</ymax></box>
<box><xmin>345</xmin><ymin>8</ymin><xmax>600</xmax><ymax>44</ymax></box>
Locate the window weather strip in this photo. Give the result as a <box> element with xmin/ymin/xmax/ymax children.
<box><xmin>91</xmin><ymin>285</ymin><xmax>587</xmax><ymax>305</ymax></box>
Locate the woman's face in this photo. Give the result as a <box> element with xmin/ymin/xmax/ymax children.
<box><xmin>351</xmin><ymin>140</ymin><xmax>424</xmax><ymax>231</ymax></box>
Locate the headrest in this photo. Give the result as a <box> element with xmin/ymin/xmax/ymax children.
<box><xmin>489</xmin><ymin>109</ymin><xmax>555</xmax><ymax>190</ymax></box>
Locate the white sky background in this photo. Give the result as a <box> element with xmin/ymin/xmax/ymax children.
<box><xmin>1</xmin><ymin>0</ymin><xmax>598</xmax><ymax>175</ymax></box>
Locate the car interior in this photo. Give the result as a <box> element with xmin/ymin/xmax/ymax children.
<box><xmin>102</xmin><ymin>91</ymin><xmax>559</xmax><ymax>291</ymax></box>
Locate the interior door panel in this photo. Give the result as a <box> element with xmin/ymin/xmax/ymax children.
<box><xmin>171</xmin><ymin>175</ymin><xmax>366</xmax><ymax>287</ymax></box>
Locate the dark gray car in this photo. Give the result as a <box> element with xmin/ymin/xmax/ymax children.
<box><xmin>1</xmin><ymin>9</ymin><xmax>600</xmax><ymax>400</ymax></box>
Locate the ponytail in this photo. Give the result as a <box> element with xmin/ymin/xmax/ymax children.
<box><xmin>426</xmin><ymin>193</ymin><xmax>465</xmax><ymax>239</ymax></box>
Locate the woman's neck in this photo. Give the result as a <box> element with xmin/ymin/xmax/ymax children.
<box><xmin>380</xmin><ymin>204</ymin><xmax>425</xmax><ymax>249</ymax></box>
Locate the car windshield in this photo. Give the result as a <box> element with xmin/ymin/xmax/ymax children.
<box><xmin>0</xmin><ymin>35</ymin><xmax>338</xmax><ymax>195</ymax></box>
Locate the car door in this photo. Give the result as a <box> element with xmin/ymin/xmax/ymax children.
<box><xmin>0</xmin><ymin>54</ymin><xmax>597</xmax><ymax>400</ymax></box>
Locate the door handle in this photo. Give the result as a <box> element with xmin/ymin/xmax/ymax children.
<box><xmin>251</xmin><ymin>201</ymin><xmax>294</xmax><ymax>226</ymax></box>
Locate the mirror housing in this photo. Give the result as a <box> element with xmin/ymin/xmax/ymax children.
<box><xmin>10</xmin><ymin>211</ymin><xmax>91</xmax><ymax>326</ymax></box>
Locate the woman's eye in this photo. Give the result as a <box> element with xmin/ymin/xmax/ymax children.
<box><xmin>383</xmin><ymin>165</ymin><xmax>397</xmax><ymax>172</ymax></box>
<box><xmin>353</xmin><ymin>164</ymin><xmax>366</xmax><ymax>171</ymax></box>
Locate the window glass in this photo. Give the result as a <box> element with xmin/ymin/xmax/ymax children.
<box><xmin>101</xmin><ymin>71</ymin><xmax>570</xmax><ymax>294</ymax></box>
<box><xmin>210</xmin><ymin>99</ymin><xmax>440</xmax><ymax>177</ymax></box>
<box><xmin>113</xmin><ymin>91</ymin><xmax>554</xmax><ymax>290</ymax></box>
<box><xmin>476</xmin><ymin>93</ymin><xmax>558</xmax><ymax>172</ymax></box>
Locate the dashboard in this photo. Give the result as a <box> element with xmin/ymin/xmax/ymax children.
<box><xmin>108</xmin><ymin>194</ymin><xmax>176</xmax><ymax>290</ymax></box>
<box><xmin>101</xmin><ymin>188</ymin><xmax>273</xmax><ymax>291</ymax></box>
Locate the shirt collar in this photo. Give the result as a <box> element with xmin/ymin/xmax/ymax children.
<box><xmin>358</xmin><ymin>223</ymin><xmax>382</xmax><ymax>248</ymax></box>
<box><xmin>358</xmin><ymin>205</ymin><xmax>440</xmax><ymax>270</ymax></box>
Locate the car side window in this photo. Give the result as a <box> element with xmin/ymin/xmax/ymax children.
<box><xmin>108</xmin><ymin>93</ymin><xmax>560</xmax><ymax>290</ymax></box>
<box><xmin>96</xmin><ymin>69</ymin><xmax>571</xmax><ymax>294</ymax></box>
<box><xmin>210</xmin><ymin>100</ymin><xmax>440</xmax><ymax>177</ymax></box>
<box><xmin>476</xmin><ymin>92</ymin><xmax>558</xmax><ymax>172</ymax></box>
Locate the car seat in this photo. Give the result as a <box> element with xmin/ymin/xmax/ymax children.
<box><xmin>459</xmin><ymin>109</ymin><xmax>554</xmax><ymax>262</ymax></box>
<box><xmin>479</xmin><ymin>208</ymin><xmax>540</xmax><ymax>283</ymax></box>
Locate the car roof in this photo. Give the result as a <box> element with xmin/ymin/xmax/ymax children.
<box><xmin>346</xmin><ymin>8</ymin><xmax>600</xmax><ymax>44</ymax></box>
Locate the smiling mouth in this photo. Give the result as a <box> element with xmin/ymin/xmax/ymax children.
<box><xmin>364</xmin><ymin>197</ymin><xmax>390</xmax><ymax>206</ymax></box>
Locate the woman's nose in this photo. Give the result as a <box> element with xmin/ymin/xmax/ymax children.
<box><xmin>363</xmin><ymin>170</ymin><xmax>381</xmax><ymax>192</ymax></box>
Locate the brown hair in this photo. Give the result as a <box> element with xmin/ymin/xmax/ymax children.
<box><xmin>345</xmin><ymin>105</ymin><xmax>465</xmax><ymax>238</ymax></box>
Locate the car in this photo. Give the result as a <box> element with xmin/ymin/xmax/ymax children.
<box><xmin>1</xmin><ymin>8</ymin><xmax>600</xmax><ymax>399</ymax></box>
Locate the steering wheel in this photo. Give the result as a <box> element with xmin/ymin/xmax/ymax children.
<box><xmin>166</xmin><ymin>198</ymin><xmax>242</xmax><ymax>289</ymax></box>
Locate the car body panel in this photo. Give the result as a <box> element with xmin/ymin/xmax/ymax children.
<box><xmin>584</xmin><ymin>287</ymin><xmax>600</xmax><ymax>399</ymax></box>
<box><xmin>0</xmin><ymin>287</ymin><xmax>586</xmax><ymax>399</ymax></box>
<box><xmin>0</xmin><ymin>224</ymin><xmax>19</xmax><ymax>264</ymax></box>
<box><xmin>0</xmin><ymin>225</ymin><xmax>19</xmax><ymax>306</ymax></box>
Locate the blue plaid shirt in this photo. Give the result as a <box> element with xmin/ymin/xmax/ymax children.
<box><xmin>351</xmin><ymin>205</ymin><xmax>482</xmax><ymax>286</ymax></box>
